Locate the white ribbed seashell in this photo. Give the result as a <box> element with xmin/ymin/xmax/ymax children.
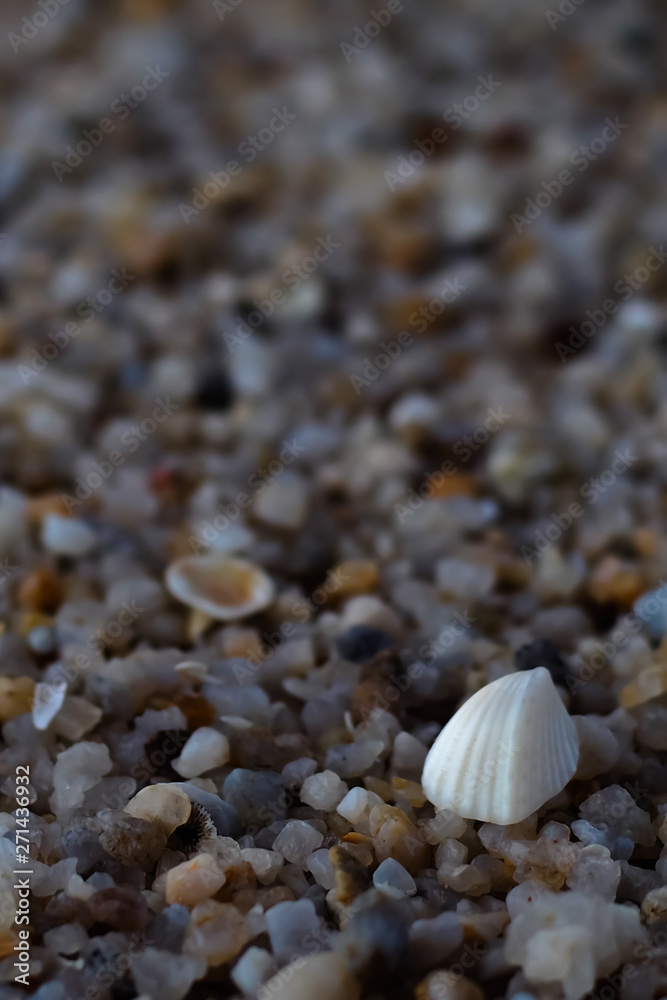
<box><xmin>422</xmin><ymin>667</ymin><xmax>579</xmax><ymax>825</ymax></box>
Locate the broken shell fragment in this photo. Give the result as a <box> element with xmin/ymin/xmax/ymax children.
<box><xmin>33</xmin><ymin>681</ymin><xmax>67</xmax><ymax>730</ymax></box>
<box><xmin>421</xmin><ymin>667</ymin><xmax>579</xmax><ymax>825</ymax></box>
<box><xmin>165</xmin><ymin>555</ymin><xmax>275</xmax><ymax>621</ymax></box>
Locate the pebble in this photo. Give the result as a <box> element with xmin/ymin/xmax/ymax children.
<box><xmin>41</xmin><ymin>515</ymin><xmax>98</xmax><ymax>557</ymax></box>
<box><xmin>325</xmin><ymin>740</ymin><xmax>385</xmax><ymax>778</ymax></box>
<box><xmin>300</xmin><ymin>771</ymin><xmax>348</xmax><ymax>812</ymax></box>
<box><xmin>88</xmin><ymin>886</ymin><xmax>150</xmax><ymax>933</ymax></box>
<box><xmin>33</xmin><ymin>681</ymin><xmax>67</xmax><ymax>730</ymax></box>
<box><xmin>273</xmin><ymin>820</ymin><xmax>324</xmax><ymax>867</ymax></box>
<box><xmin>18</xmin><ymin>568</ymin><xmax>63</xmax><ymax>612</ymax></box>
<box><xmin>333</xmin><ymin>560</ymin><xmax>379</xmax><ymax>597</ymax></box>
<box><xmin>373</xmin><ymin>857</ymin><xmax>417</xmax><ymax>898</ymax></box>
<box><xmin>266</xmin><ymin>952</ymin><xmax>360</xmax><ymax>1000</ymax></box>
<box><xmin>514</xmin><ymin>639</ymin><xmax>569</xmax><ymax>687</ymax></box>
<box><xmin>573</xmin><ymin>715</ymin><xmax>620</xmax><ymax>779</ymax></box>
<box><xmin>183</xmin><ymin>900</ymin><xmax>248</xmax><ymax>967</ymax></box>
<box><xmin>173</xmin><ymin>727</ymin><xmax>230</xmax><ymax>778</ymax></box>
<box><xmin>619</xmin><ymin>665</ymin><xmax>667</xmax><ymax>708</ymax></box>
<box><xmin>231</xmin><ymin>946</ymin><xmax>276</xmax><ymax>998</ymax></box>
<box><xmin>53</xmin><ymin>696</ymin><xmax>103</xmax><ymax>740</ymax></box>
<box><xmin>98</xmin><ymin>809</ymin><xmax>168</xmax><ymax>868</ymax></box>
<box><xmin>124</xmin><ymin>783</ymin><xmax>192</xmax><ymax>835</ymax></box>
<box><xmin>391</xmin><ymin>731</ymin><xmax>428</xmax><ymax>772</ymax></box>
<box><xmin>0</xmin><ymin>676</ymin><xmax>36</xmax><ymax>723</ymax></box>
<box><xmin>130</xmin><ymin>948</ymin><xmax>206</xmax><ymax>1000</ymax></box>
<box><xmin>415</xmin><ymin>973</ymin><xmax>485</xmax><ymax>1000</ymax></box>
<box><xmin>43</xmin><ymin>922</ymin><xmax>89</xmax><ymax>956</ymax></box>
<box><xmin>332</xmin><ymin>899</ymin><xmax>408</xmax><ymax>976</ymax></box>
<box><xmin>254</xmin><ymin>473</ymin><xmax>309</xmax><ymax>530</ymax></box>
<box><xmin>504</xmin><ymin>889</ymin><xmax>645</xmax><ymax>1000</ymax></box>
<box><xmin>368</xmin><ymin>803</ymin><xmax>430</xmax><ymax>873</ymax></box>
<box><xmin>435</xmin><ymin>559</ymin><xmax>495</xmax><ymax>602</ymax></box>
<box><xmin>266</xmin><ymin>899</ymin><xmax>323</xmax><ymax>963</ymax></box>
<box><xmin>307</xmin><ymin>849</ymin><xmax>336</xmax><ymax>890</ymax></box>
<box><xmin>50</xmin><ymin>741</ymin><xmax>112</xmax><ymax>815</ymax></box>
<box><xmin>222</xmin><ymin>769</ymin><xmax>285</xmax><ymax>828</ymax></box>
<box><xmin>179</xmin><ymin>782</ymin><xmax>242</xmax><ymax>839</ymax></box>
<box><xmin>240</xmin><ymin>848</ymin><xmax>284</xmax><ymax>885</ymax></box>
<box><xmin>335</xmin><ymin>624</ymin><xmax>395</xmax><ymax>663</ymax></box>
<box><xmin>281</xmin><ymin>757</ymin><xmax>318</xmax><ymax>790</ymax></box>
<box><xmin>165</xmin><ymin>853</ymin><xmax>226</xmax><ymax>907</ymax></box>
<box><xmin>409</xmin><ymin>912</ymin><xmax>464</xmax><ymax>970</ymax></box>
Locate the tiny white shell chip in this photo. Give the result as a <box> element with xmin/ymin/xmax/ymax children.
<box><xmin>422</xmin><ymin>667</ymin><xmax>579</xmax><ymax>825</ymax></box>
<box><xmin>165</xmin><ymin>555</ymin><xmax>275</xmax><ymax>621</ymax></box>
<box><xmin>33</xmin><ymin>681</ymin><xmax>67</xmax><ymax>730</ymax></box>
<box><xmin>175</xmin><ymin>660</ymin><xmax>209</xmax><ymax>681</ymax></box>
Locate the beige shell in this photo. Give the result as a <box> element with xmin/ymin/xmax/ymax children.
<box><xmin>421</xmin><ymin>667</ymin><xmax>579</xmax><ymax>825</ymax></box>
<box><xmin>165</xmin><ymin>555</ymin><xmax>275</xmax><ymax>621</ymax></box>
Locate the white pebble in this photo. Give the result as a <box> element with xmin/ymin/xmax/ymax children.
<box><xmin>254</xmin><ymin>472</ymin><xmax>309</xmax><ymax>530</ymax></box>
<box><xmin>241</xmin><ymin>848</ymin><xmax>284</xmax><ymax>885</ymax></box>
<box><xmin>42</xmin><ymin>515</ymin><xmax>97</xmax><ymax>557</ymax></box>
<box><xmin>373</xmin><ymin>858</ymin><xmax>416</xmax><ymax>898</ymax></box>
<box><xmin>300</xmin><ymin>771</ymin><xmax>348</xmax><ymax>812</ymax></box>
<box><xmin>173</xmin><ymin>727</ymin><xmax>230</xmax><ymax>778</ymax></box>
<box><xmin>231</xmin><ymin>946</ymin><xmax>275</xmax><ymax>998</ymax></box>
<box><xmin>32</xmin><ymin>681</ymin><xmax>67</xmax><ymax>731</ymax></box>
<box><xmin>391</xmin><ymin>731</ymin><xmax>428</xmax><ymax>772</ymax></box>
<box><xmin>307</xmin><ymin>849</ymin><xmax>336</xmax><ymax>890</ymax></box>
<box><xmin>124</xmin><ymin>783</ymin><xmax>191</xmax><ymax>835</ymax></box>
<box><xmin>272</xmin><ymin>820</ymin><xmax>324</xmax><ymax>867</ymax></box>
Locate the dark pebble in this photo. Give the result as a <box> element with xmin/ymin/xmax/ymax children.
<box><xmin>335</xmin><ymin>899</ymin><xmax>409</xmax><ymax>982</ymax></box>
<box><xmin>515</xmin><ymin>638</ymin><xmax>569</xmax><ymax>685</ymax></box>
<box><xmin>336</xmin><ymin>624</ymin><xmax>395</xmax><ymax>663</ymax></box>
<box><xmin>195</xmin><ymin>368</ymin><xmax>234</xmax><ymax>410</ymax></box>
<box><xmin>88</xmin><ymin>887</ymin><xmax>150</xmax><ymax>934</ymax></box>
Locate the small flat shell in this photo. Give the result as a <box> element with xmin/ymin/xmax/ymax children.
<box><xmin>165</xmin><ymin>555</ymin><xmax>275</xmax><ymax>621</ymax></box>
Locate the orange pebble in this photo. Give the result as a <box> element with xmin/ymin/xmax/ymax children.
<box><xmin>429</xmin><ymin>472</ymin><xmax>477</xmax><ymax>499</ymax></box>
<box><xmin>588</xmin><ymin>555</ymin><xmax>644</xmax><ymax>608</ymax></box>
<box><xmin>18</xmin><ymin>569</ymin><xmax>63</xmax><ymax>613</ymax></box>
<box><xmin>333</xmin><ymin>560</ymin><xmax>379</xmax><ymax>597</ymax></box>
<box><xmin>26</xmin><ymin>494</ymin><xmax>70</xmax><ymax>524</ymax></box>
